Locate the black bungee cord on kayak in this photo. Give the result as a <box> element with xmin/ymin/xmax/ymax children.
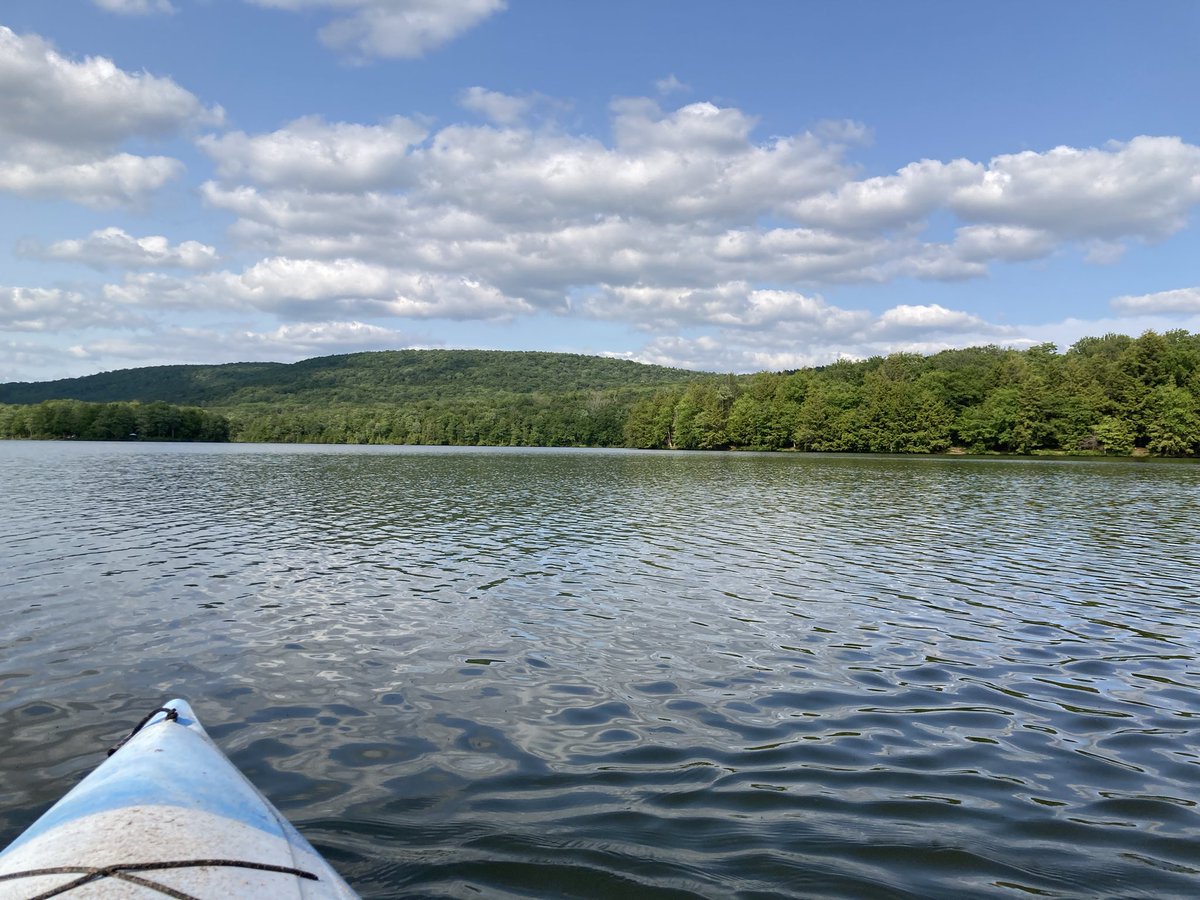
<box><xmin>0</xmin><ymin>706</ymin><xmax>324</xmax><ymax>897</ymax></box>
<box><xmin>0</xmin><ymin>859</ymin><xmax>319</xmax><ymax>899</ymax></box>
<box><xmin>107</xmin><ymin>706</ymin><xmax>178</xmax><ymax>757</ymax></box>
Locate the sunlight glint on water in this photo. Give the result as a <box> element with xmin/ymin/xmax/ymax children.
<box><xmin>1</xmin><ymin>442</ymin><xmax>1198</xmax><ymax>898</ymax></box>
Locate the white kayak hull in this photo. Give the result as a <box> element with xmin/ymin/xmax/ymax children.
<box><xmin>0</xmin><ymin>700</ymin><xmax>358</xmax><ymax>898</ymax></box>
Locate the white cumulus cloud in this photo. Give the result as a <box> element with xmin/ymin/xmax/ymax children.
<box><xmin>951</xmin><ymin>224</ymin><xmax>1058</xmax><ymax>263</ymax></box>
<box><xmin>1111</xmin><ymin>286</ymin><xmax>1200</xmax><ymax>314</ymax></box>
<box><xmin>789</xmin><ymin>136</ymin><xmax>1200</xmax><ymax>263</ymax></box>
<box><xmin>874</xmin><ymin>303</ymin><xmax>994</xmax><ymax>336</ymax></box>
<box><xmin>200</xmin><ymin>320</ymin><xmax>418</xmax><ymax>356</ymax></box>
<box><xmin>246</xmin><ymin>0</ymin><xmax>506</xmax><ymax>60</ymax></box>
<box><xmin>0</xmin><ymin>153</ymin><xmax>183</xmax><ymax>208</ymax></box>
<box><xmin>191</xmin><ymin>93</ymin><xmax>1200</xmax><ymax>349</ymax></box>
<box><xmin>611</xmin><ymin>98</ymin><xmax>759</xmax><ymax>153</ymax></box>
<box><xmin>102</xmin><ymin>258</ymin><xmax>533</xmax><ymax>321</ymax></box>
<box><xmin>629</xmin><ymin>300</ymin><xmax>1016</xmax><ymax>374</ymax></box>
<box><xmin>0</xmin><ymin>26</ymin><xmax>220</xmax><ymax>207</ymax></box>
<box><xmin>790</xmin><ymin>158</ymin><xmax>982</xmax><ymax>232</ymax></box>
<box><xmin>576</xmin><ymin>282</ymin><xmax>870</xmax><ymax>332</ymax></box>
<box><xmin>22</xmin><ymin>228</ymin><xmax>220</xmax><ymax>270</ymax></box>
<box><xmin>58</xmin><ymin>320</ymin><xmax>425</xmax><ymax>376</ymax></box>
<box><xmin>0</xmin><ymin>286</ymin><xmax>135</xmax><ymax>332</ymax></box>
<box><xmin>199</xmin><ymin>116</ymin><xmax>426</xmax><ymax>191</ymax></box>
<box><xmin>0</xmin><ymin>27</ymin><xmax>221</xmax><ymax>146</ymax></box>
<box><xmin>951</xmin><ymin>136</ymin><xmax>1200</xmax><ymax>241</ymax></box>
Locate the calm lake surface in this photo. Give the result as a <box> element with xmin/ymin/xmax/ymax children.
<box><xmin>1</xmin><ymin>442</ymin><xmax>1198</xmax><ymax>898</ymax></box>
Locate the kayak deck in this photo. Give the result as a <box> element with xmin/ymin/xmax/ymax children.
<box><xmin>0</xmin><ymin>700</ymin><xmax>358</xmax><ymax>898</ymax></box>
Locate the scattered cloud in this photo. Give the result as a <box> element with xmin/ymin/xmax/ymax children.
<box><xmin>185</xmin><ymin>95</ymin><xmax>1200</xmax><ymax>356</ymax></box>
<box><xmin>790</xmin><ymin>158</ymin><xmax>983</xmax><ymax>232</ymax></box>
<box><xmin>950</xmin><ymin>137</ymin><xmax>1200</xmax><ymax>241</ymax></box>
<box><xmin>198</xmin><ymin>115</ymin><xmax>426</xmax><ymax>191</ymax></box>
<box><xmin>0</xmin><ymin>285</ymin><xmax>135</xmax><ymax>332</ymax></box>
<box><xmin>951</xmin><ymin>225</ymin><xmax>1057</xmax><ymax>263</ymax></box>
<box><xmin>246</xmin><ymin>0</ymin><xmax>506</xmax><ymax>61</ymax></box>
<box><xmin>655</xmin><ymin>74</ymin><xmax>689</xmax><ymax>96</ymax></box>
<box><xmin>0</xmin><ymin>337</ymin><xmax>71</xmax><ymax>383</ymax></box>
<box><xmin>458</xmin><ymin>87</ymin><xmax>537</xmax><ymax>125</ymax></box>
<box><xmin>101</xmin><ymin>258</ymin><xmax>534</xmax><ymax>321</ymax></box>
<box><xmin>1112</xmin><ymin>286</ymin><xmax>1200</xmax><ymax>315</ymax></box>
<box><xmin>7</xmin><ymin>32</ymin><xmax>1200</xmax><ymax>380</ymax></box>
<box><xmin>626</xmin><ymin>302</ymin><xmax>1017</xmax><ymax>374</ymax></box>
<box><xmin>181</xmin><ymin>320</ymin><xmax>423</xmax><ymax>357</ymax></box>
<box><xmin>813</xmin><ymin>119</ymin><xmax>872</xmax><ymax>145</ymax></box>
<box><xmin>575</xmin><ymin>282</ymin><xmax>870</xmax><ymax>333</ymax></box>
<box><xmin>0</xmin><ymin>26</ymin><xmax>221</xmax><ymax>207</ymax></box>
<box><xmin>92</xmin><ymin>0</ymin><xmax>176</xmax><ymax>14</ymax></box>
<box><xmin>610</xmin><ymin>98</ymin><xmax>759</xmax><ymax>154</ymax></box>
<box><xmin>1082</xmin><ymin>240</ymin><xmax>1126</xmax><ymax>265</ymax></box>
<box><xmin>0</xmin><ymin>154</ymin><xmax>183</xmax><ymax>208</ymax></box>
<box><xmin>66</xmin><ymin>336</ymin><xmax>176</xmax><ymax>363</ymax></box>
<box><xmin>790</xmin><ymin>136</ymin><xmax>1200</xmax><ymax>262</ymax></box>
<box><xmin>238</xmin><ymin>319</ymin><xmax>414</xmax><ymax>348</ymax></box>
<box><xmin>0</xmin><ymin>27</ymin><xmax>222</xmax><ymax>144</ymax></box>
<box><xmin>59</xmin><ymin>321</ymin><xmax>425</xmax><ymax>374</ymax></box>
<box><xmin>5</xmin><ymin>7</ymin><xmax>1199</xmax><ymax>387</ymax></box>
<box><xmin>874</xmin><ymin>303</ymin><xmax>995</xmax><ymax>336</ymax></box>
<box><xmin>20</xmin><ymin>228</ymin><xmax>219</xmax><ymax>270</ymax></box>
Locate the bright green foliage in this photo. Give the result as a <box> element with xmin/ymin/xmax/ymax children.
<box><xmin>2</xmin><ymin>336</ymin><xmax>1199</xmax><ymax>455</ymax></box>
<box><xmin>1092</xmin><ymin>415</ymin><xmax>1136</xmax><ymax>455</ymax></box>
<box><xmin>1144</xmin><ymin>385</ymin><xmax>1200</xmax><ymax>456</ymax></box>
<box><xmin>0</xmin><ymin>400</ymin><xmax>230</xmax><ymax>441</ymax></box>
<box><xmin>624</xmin><ymin>388</ymin><xmax>682</xmax><ymax>448</ymax></box>
<box><xmin>856</xmin><ymin>356</ymin><xmax>953</xmax><ymax>452</ymax></box>
<box><xmin>724</xmin><ymin>373</ymin><xmax>797</xmax><ymax>449</ymax></box>
<box><xmin>794</xmin><ymin>378</ymin><xmax>863</xmax><ymax>451</ymax></box>
<box><xmin>672</xmin><ymin>381</ymin><xmax>731</xmax><ymax>450</ymax></box>
<box><xmin>0</xmin><ymin>350</ymin><xmax>694</xmax><ymax>407</ymax></box>
<box><xmin>228</xmin><ymin>391</ymin><xmax>637</xmax><ymax>448</ymax></box>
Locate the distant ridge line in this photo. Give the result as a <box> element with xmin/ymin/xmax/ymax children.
<box><xmin>0</xmin><ymin>349</ymin><xmax>704</xmax><ymax>407</ymax></box>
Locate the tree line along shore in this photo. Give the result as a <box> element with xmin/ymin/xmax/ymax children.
<box><xmin>1</xmin><ymin>331</ymin><xmax>1198</xmax><ymax>456</ymax></box>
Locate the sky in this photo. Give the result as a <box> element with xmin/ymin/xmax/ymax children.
<box><xmin>1</xmin><ymin>1</ymin><xmax>1198</xmax><ymax>383</ymax></box>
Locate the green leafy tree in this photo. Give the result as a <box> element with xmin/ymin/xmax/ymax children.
<box><xmin>6</xmin><ymin>337</ymin><xmax>1200</xmax><ymax>456</ymax></box>
<box><xmin>727</xmin><ymin>373</ymin><xmax>792</xmax><ymax>449</ymax></box>
<box><xmin>672</xmin><ymin>380</ymin><xmax>734</xmax><ymax>450</ymax></box>
<box><xmin>794</xmin><ymin>379</ymin><xmax>863</xmax><ymax>451</ymax></box>
<box><xmin>1092</xmin><ymin>415</ymin><xmax>1135</xmax><ymax>455</ymax></box>
<box><xmin>624</xmin><ymin>388</ymin><xmax>681</xmax><ymax>448</ymax></box>
<box><xmin>856</xmin><ymin>356</ymin><xmax>953</xmax><ymax>452</ymax></box>
<box><xmin>1144</xmin><ymin>385</ymin><xmax>1199</xmax><ymax>456</ymax></box>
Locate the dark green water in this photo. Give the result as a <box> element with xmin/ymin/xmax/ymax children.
<box><xmin>1</xmin><ymin>442</ymin><xmax>1198</xmax><ymax>898</ymax></box>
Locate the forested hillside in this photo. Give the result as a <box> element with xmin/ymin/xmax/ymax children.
<box><xmin>0</xmin><ymin>350</ymin><xmax>700</xmax><ymax>447</ymax></box>
<box><xmin>625</xmin><ymin>331</ymin><xmax>1200</xmax><ymax>456</ymax></box>
<box><xmin>0</xmin><ymin>350</ymin><xmax>696</xmax><ymax>406</ymax></box>
<box><xmin>1</xmin><ymin>334</ymin><xmax>1198</xmax><ymax>455</ymax></box>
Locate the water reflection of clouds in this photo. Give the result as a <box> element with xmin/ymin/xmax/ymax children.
<box><xmin>4</xmin><ymin>444</ymin><xmax>1200</xmax><ymax>895</ymax></box>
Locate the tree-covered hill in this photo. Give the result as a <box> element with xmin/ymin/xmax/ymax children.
<box><xmin>0</xmin><ymin>350</ymin><xmax>700</xmax><ymax>407</ymax></box>
<box><xmin>0</xmin><ymin>361</ymin><xmax>286</xmax><ymax>406</ymax></box>
<box><xmin>3</xmin><ymin>334</ymin><xmax>1199</xmax><ymax>455</ymax></box>
<box><xmin>624</xmin><ymin>331</ymin><xmax>1200</xmax><ymax>456</ymax></box>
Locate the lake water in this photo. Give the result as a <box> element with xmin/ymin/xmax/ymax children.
<box><xmin>1</xmin><ymin>442</ymin><xmax>1198</xmax><ymax>898</ymax></box>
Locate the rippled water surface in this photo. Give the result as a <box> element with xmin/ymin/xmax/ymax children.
<box><xmin>2</xmin><ymin>442</ymin><xmax>1199</xmax><ymax>898</ymax></box>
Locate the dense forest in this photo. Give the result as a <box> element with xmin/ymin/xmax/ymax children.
<box><xmin>0</xmin><ymin>400</ymin><xmax>230</xmax><ymax>442</ymax></box>
<box><xmin>1</xmin><ymin>332</ymin><xmax>1198</xmax><ymax>455</ymax></box>
<box><xmin>0</xmin><ymin>350</ymin><xmax>697</xmax><ymax>407</ymax></box>
<box><xmin>625</xmin><ymin>331</ymin><xmax>1200</xmax><ymax>456</ymax></box>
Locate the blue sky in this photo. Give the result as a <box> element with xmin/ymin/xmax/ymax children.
<box><xmin>1</xmin><ymin>0</ymin><xmax>1198</xmax><ymax>382</ymax></box>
